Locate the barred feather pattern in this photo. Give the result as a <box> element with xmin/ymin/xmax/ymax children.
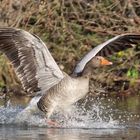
<box><xmin>0</xmin><ymin>28</ymin><xmax>64</xmax><ymax>95</ymax></box>
<box><xmin>37</xmin><ymin>74</ymin><xmax>89</xmax><ymax>118</ymax></box>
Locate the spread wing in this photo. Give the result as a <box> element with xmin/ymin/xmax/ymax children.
<box><xmin>74</xmin><ymin>34</ymin><xmax>140</xmax><ymax>74</ymax></box>
<box><xmin>0</xmin><ymin>28</ymin><xmax>64</xmax><ymax>95</ymax></box>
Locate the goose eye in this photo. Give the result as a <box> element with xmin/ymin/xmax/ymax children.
<box><xmin>96</xmin><ymin>57</ymin><xmax>100</xmax><ymax>60</ymax></box>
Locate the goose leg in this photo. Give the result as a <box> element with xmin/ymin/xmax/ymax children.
<box><xmin>37</xmin><ymin>95</ymin><xmax>60</xmax><ymax>127</ymax></box>
<box><xmin>45</xmin><ymin>105</ymin><xmax>60</xmax><ymax>127</ymax></box>
<box><xmin>46</xmin><ymin>119</ymin><xmax>59</xmax><ymax>127</ymax></box>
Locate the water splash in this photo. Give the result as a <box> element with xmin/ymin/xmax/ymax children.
<box><xmin>0</xmin><ymin>96</ymin><xmax>139</xmax><ymax>129</ymax></box>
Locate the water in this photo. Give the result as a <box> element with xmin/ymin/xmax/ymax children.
<box><xmin>0</xmin><ymin>94</ymin><xmax>140</xmax><ymax>139</ymax></box>
<box><xmin>0</xmin><ymin>126</ymin><xmax>140</xmax><ymax>140</ymax></box>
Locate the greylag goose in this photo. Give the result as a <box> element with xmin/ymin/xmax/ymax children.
<box><xmin>0</xmin><ymin>27</ymin><xmax>139</xmax><ymax>123</ymax></box>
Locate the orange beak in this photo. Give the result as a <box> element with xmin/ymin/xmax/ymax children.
<box><xmin>100</xmin><ymin>57</ymin><xmax>113</xmax><ymax>66</ymax></box>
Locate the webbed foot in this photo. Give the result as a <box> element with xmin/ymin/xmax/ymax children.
<box><xmin>46</xmin><ymin>119</ymin><xmax>60</xmax><ymax>127</ymax></box>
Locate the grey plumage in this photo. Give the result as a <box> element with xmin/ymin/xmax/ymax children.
<box><xmin>0</xmin><ymin>27</ymin><xmax>140</xmax><ymax>119</ymax></box>
<box><xmin>0</xmin><ymin>27</ymin><xmax>64</xmax><ymax>95</ymax></box>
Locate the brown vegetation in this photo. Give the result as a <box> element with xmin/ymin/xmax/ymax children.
<box><xmin>0</xmin><ymin>0</ymin><xmax>140</xmax><ymax>96</ymax></box>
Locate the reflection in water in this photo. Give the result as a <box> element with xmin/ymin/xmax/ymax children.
<box><xmin>0</xmin><ymin>94</ymin><xmax>140</xmax><ymax>139</ymax></box>
<box><xmin>0</xmin><ymin>126</ymin><xmax>140</xmax><ymax>140</ymax></box>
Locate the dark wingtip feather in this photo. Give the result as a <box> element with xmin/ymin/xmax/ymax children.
<box><xmin>97</xmin><ymin>34</ymin><xmax>140</xmax><ymax>57</ymax></box>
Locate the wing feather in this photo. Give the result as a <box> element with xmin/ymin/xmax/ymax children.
<box><xmin>74</xmin><ymin>34</ymin><xmax>140</xmax><ymax>74</ymax></box>
<box><xmin>0</xmin><ymin>27</ymin><xmax>64</xmax><ymax>95</ymax></box>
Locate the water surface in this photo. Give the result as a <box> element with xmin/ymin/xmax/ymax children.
<box><xmin>0</xmin><ymin>126</ymin><xmax>140</xmax><ymax>140</ymax></box>
<box><xmin>0</xmin><ymin>94</ymin><xmax>140</xmax><ymax>140</ymax></box>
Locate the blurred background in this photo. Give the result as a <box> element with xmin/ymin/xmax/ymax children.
<box><xmin>0</xmin><ymin>0</ymin><xmax>140</xmax><ymax>99</ymax></box>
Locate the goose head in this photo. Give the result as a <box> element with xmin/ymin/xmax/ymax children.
<box><xmin>79</xmin><ymin>56</ymin><xmax>113</xmax><ymax>77</ymax></box>
<box><xmin>89</xmin><ymin>56</ymin><xmax>112</xmax><ymax>67</ymax></box>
